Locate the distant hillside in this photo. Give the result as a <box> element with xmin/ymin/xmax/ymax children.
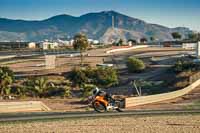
<box><xmin>0</xmin><ymin>10</ymin><xmax>193</xmax><ymax>43</ymax></box>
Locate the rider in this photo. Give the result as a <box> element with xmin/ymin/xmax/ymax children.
<box><xmin>92</xmin><ymin>87</ymin><xmax>113</xmax><ymax>103</ymax></box>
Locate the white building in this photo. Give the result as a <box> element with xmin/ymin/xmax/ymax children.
<box><xmin>88</xmin><ymin>39</ymin><xmax>99</xmax><ymax>45</ymax></box>
<box><xmin>70</xmin><ymin>39</ymin><xmax>74</xmax><ymax>46</ymax></box>
<box><xmin>128</xmin><ymin>41</ymin><xmax>133</xmax><ymax>46</ymax></box>
<box><xmin>40</xmin><ymin>41</ymin><xmax>59</xmax><ymax>50</ymax></box>
<box><xmin>93</xmin><ymin>40</ymin><xmax>100</xmax><ymax>44</ymax></box>
<box><xmin>57</xmin><ymin>39</ymin><xmax>72</xmax><ymax>46</ymax></box>
<box><xmin>28</xmin><ymin>42</ymin><xmax>36</xmax><ymax>48</ymax></box>
<box><xmin>182</xmin><ymin>42</ymin><xmax>198</xmax><ymax>49</ymax></box>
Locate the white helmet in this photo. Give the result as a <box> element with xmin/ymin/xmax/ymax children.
<box><xmin>92</xmin><ymin>87</ymin><xmax>100</xmax><ymax>95</ymax></box>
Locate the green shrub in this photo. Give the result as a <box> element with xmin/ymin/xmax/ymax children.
<box><xmin>0</xmin><ymin>66</ymin><xmax>14</xmax><ymax>96</ymax></box>
<box><xmin>23</xmin><ymin>77</ymin><xmax>72</xmax><ymax>98</ymax></box>
<box><xmin>173</xmin><ymin>60</ymin><xmax>184</xmax><ymax>72</ymax></box>
<box><xmin>81</xmin><ymin>83</ymin><xmax>96</xmax><ymax>99</ymax></box>
<box><xmin>47</xmin><ymin>86</ymin><xmax>71</xmax><ymax>97</ymax></box>
<box><xmin>173</xmin><ymin>60</ymin><xmax>196</xmax><ymax>73</ymax></box>
<box><xmin>0</xmin><ymin>66</ymin><xmax>14</xmax><ymax>80</ymax></box>
<box><xmin>94</xmin><ymin>67</ymin><xmax>118</xmax><ymax>87</ymax></box>
<box><xmin>10</xmin><ymin>85</ymin><xmax>28</xmax><ymax>98</ymax></box>
<box><xmin>24</xmin><ymin>77</ymin><xmax>50</xmax><ymax>98</ymax></box>
<box><xmin>69</xmin><ymin>67</ymin><xmax>118</xmax><ymax>88</ymax></box>
<box><xmin>83</xmin><ymin>67</ymin><xmax>96</xmax><ymax>83</ymax></box>
<box><xmin>126</xmin><ymin>57</ymin><xmax>146</xmax><ymax>73</ymax></box>
<box><xmin>69</xmin><ymin>67</ymin><xmax>89</xmax><ymax>86</ymax></box>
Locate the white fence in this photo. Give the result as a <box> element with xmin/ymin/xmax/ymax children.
<box><xmin>125</xmin><ymin>78</ymin><xmax>200</xmax><ymax>108</ymax></box>
<box><xmin>106</xmin><ymin>45</ymin><xmax>149</xmax><ymax>54</ymax></box>
<box><xmin>0</xmin><ymin>101</ymin><xmax>51</xmax><ymax>113</ymax></box>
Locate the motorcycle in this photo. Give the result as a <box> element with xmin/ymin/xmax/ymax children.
<box><xmin>88</xmin><ymin>94</ymin><xmax>123</xmax><ymax>113</ymax></box>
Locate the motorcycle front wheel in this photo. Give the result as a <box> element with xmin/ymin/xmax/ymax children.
<box><xmin>92</xmin><ymin>101</ymin><xmax>107</xmax><ymax>113</ymax></box>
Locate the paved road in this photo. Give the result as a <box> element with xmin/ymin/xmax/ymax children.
<box><xmin>0</xmin><ymin>109</ymin><xmax>200</xmax><ymax>122</ymax></box>
<box><xmin>0</xmin><ymin>50</ymin><xmax>80</xmax><ymax>60</ymax></box>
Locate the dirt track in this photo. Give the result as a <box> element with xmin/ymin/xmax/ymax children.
<box><xmin>0</xmin><ymin>114</ymin><xmax>199</xmax><ymax>133</ymax></box>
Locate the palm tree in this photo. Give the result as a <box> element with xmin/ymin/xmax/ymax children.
<box><xmin>26</xmin><ymin>77</ymin><xmax>49</xmax><ymax>98</ymax></box>
<box><xmin>0</xmin><ymin>67</ymin><xmax>14</xmax><ymax>96</ymax></box>
<box><xmin>73</xmin><ymin>33</ymin><xmax>89</xmax><ymax>66</ymax></box>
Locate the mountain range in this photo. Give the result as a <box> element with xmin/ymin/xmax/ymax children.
<box><xmin>0</xmin><ymin>10</ymin><xmax>193</xmax><ymax>43</ymax></box>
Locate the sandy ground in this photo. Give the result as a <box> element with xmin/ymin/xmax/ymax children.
<box><xmin>1</xmin><ymin>47</ymin><xmax>189</xmax><ymax>74</ymax></box>
<box><xmin>0</xmin><ymin>47</ymin><xmax>195</xmax><ymax>112</ymax></box>
<box><xmin>0</xmin><ymin>114</ymin><xmax>200</xmax><ymax>133</ymax></box>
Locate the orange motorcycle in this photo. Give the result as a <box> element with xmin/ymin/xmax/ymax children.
<box><xmin>88</xmin><ymin>94</ymin><xmax>123</xmax><ymax>113</ymax></box>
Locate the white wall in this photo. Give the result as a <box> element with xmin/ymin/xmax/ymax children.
<box><xmin>106</xmin><ymin>45</ymin><xmax>149</xmax><ymax>54</ymax></box>
<box><xmin>125</xmin><ymin>78</ymin><xmax>200</xmax><ymax>108</ymax></box>
<box><xmin>40</xmin><ymin>42</ymin><xmax>58</xmax><ymax>49</ymax></box>
<box><xmin>182</xmin><ymin>42</ymin><xmax>197</xmax><ymax>49</ymax></box>
<box><xmin>197</xmin><ymin>41</ymin><xmax>200</xmax><ymax>57</ymax></box>
<box><xmin>28</xmin><ymin>42</ymin><xmax>36</xmax><ymax>48</ymax></box>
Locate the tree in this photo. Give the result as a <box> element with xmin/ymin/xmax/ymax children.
<box><xmin>0</xmin><ymin>67</ymin><xmax>14</xmax><ymax>96</ymax></box>
<box><xmin>126</xmin><ymin>57</ymin><xmax>146</xmax><ymax>73</ymax></box>
<box><xmin>73</xmin><ymin>33</ymin><xmax>89</xmax><ymax>66</ymax></box>
<box><xmin>197</xmin><ymin>33</ymin><xmax>200</xmax><ymax>41</ymax></box>
<box><xmin>140</xmin><ymin>38</ymin><xmax>148</xmax><ymax>43</ymax></box>
<box><xmin>132</xmin><ymin>80</ymin><xmax>142</xmax><ymax>96</ymax></box>
<box><xmin>118</xmin><ymin>39</ymin><xmax>123</xmax><ymax>46</ymax></box>
<box><xmin>150</xmin><ymin>36</ymin><xmax>155</xmax><ymax>42</ymax></box>
<box><xmin>188</xmin><ymin>33</ymin><xmax>200</xmax><ymax>41</ymax></box>
<box><xmin>171</xmin><ymin>32</ymin><xmax>182</xmax><ymax>40</ymax></box>
<box><xmin>128</xmin><ymin>39</ymin><xmax>137</xmax><ymax>45</ymax></box>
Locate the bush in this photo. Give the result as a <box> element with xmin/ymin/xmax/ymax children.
<box><xmin>69</xmin><ymin>67</ymin><xmax>89</xmax><ymax>86</ymax></box>
<box><xmin>10</xmin><ymin>85</ymin><xmax>28</xmax><ymax>98</ymax></box>
<box><xmin>173</xmin><ymin>60</ymin><xmax>184</xmax><ymax>72</ymax></box>
<box><xmin>23</xmin><ymin>77</ymin><xmax>71</xmax><ymax>98</ymax></box>
<box><xmin>81</xmin><ymin>83</ymin><xmax>96</xmax><ymax>99</ymax></box>
<box><xmin>0</xmin><ymin>66</ymin><xmax>14</xmax><ymax>96</ymax></box>
<box><xmin>69</xmin><ymin>67</ymin><xmax>118</xmax><ymax>88</ymax></box>
<box><xmin>24</xmin><ymin>77</ymin><xmax>50</xmax><ymax>98</ymax></box>
<box><xmin>173</xmin><ymin>60</ymin><xmax>196</xmax><ymax>73</ymax></box>
<box><xmin>47</xmin><ymin>86</ymin><xmax>71</xmax><ymax>97</ymax></box>
<box><xmin>0</xmin><ymin>66</ymin><xmax>14</xmax><ymax>80</ymax></box>
<box><xmin>126</xmin><ymin>57</ymin><xmax>146</xmax><ymax>73</ymax></box>
<box><xmin>94</xmin><ymin>67</ymin><xmax>118</xmax><ymax>87</ymax></box>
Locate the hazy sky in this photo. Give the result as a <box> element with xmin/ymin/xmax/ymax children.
<box><xmin>0</xmin><ymin>0</ymin><xmax>200</xmax><ymax>31</ymax></box>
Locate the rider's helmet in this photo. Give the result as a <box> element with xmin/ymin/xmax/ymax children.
<box><xmin>92</xmin><ymin>87</ymin><xmax>100</xmax><ymax>96</ymax></box>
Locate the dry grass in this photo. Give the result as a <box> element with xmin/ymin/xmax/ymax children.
<box><xmin>0</xmin><ymin>115</ymin><xmax>200</xmax><ymax>133</ymax></box>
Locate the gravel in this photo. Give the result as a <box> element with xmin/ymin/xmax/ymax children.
<box><xmin>0</xmin><ymin>114</ymin><xmax>200</xmax><ymax>133</ymax></box>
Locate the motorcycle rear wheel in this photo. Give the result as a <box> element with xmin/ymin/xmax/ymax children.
<box><xmin>116</xmin><ymin>108</ymin><xmax>123</xmax><ymax>112</ymax></box>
